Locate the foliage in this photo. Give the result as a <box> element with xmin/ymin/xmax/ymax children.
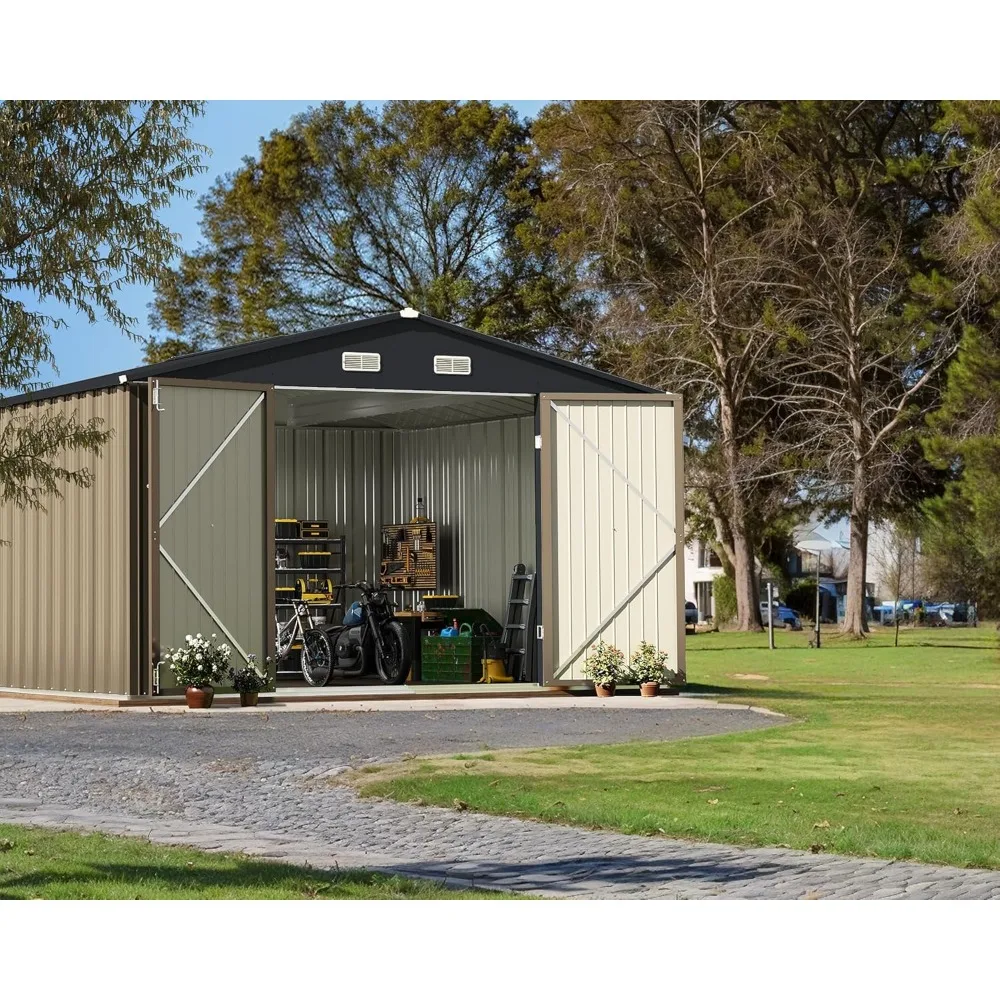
<box><xmin>161</xmin><ymin>633</ymin><xmax>232</xmax><ymax>688</ymax></box>
<box><xmin>0</xmin><ymin>409</ymin><xmax>113</xmax><ymax>516</ymax></box>
<box><xmin>921</xmin><ymin>487</ymin><xmax>1000</xmax><ymax>616</ymax></box>
<box><xmin>532</xmin><ymin>100</ymin><xmax>793</xmax><ymax>631</ymax></box>
<box><xmin>147</xmin><ymin>100</ymin><xmax>583</xmax><ymax>361</ymax></box>
<box><xmin>782</xmin><ymin>582</ymin><xmax>817</xmax><ymax>619</ymax></box>
<box><xmin>228</xmin><ymin>654</ymin><xmax>271</xmax><ymax>693</ymax></box>
<box><xmin>712</xmin><ymin>575</ymin><xmax>739</xmax><ymax>626</ymax></box>
<box><xmin>626</xmin><ymin>640</ymin><xmax>675</xmax><ymax>685</ymax></box>
<box><xmin>0</xmin><ymin>100</ymin><xmax>205</xmax><ymax>534</ymax></box>
<box><xmin>581</xmin><ymin>640</ymin><xmax>625</xmax><ymax>686</ymax></box>
<box><xmin>753</xmin><ymin>101</ymin><xmax>963</xmax><ymax>635</ymax></box>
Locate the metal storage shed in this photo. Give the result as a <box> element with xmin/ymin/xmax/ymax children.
<box><xmin>0</xmin><ymin>312</ymin><xmax>684</xmax><ymax>699</ymax></box>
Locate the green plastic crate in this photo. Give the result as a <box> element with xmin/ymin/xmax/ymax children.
<box><xmin>420</xmin><ymin>634</ymin><xmax>485</xmax><ymax>684</ymax></box>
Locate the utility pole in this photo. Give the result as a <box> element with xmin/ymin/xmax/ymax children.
<box><xmin>767</xmin><ymin>581</ymin><xmax>775</xmax><ymax>650</ymax></box>
<box><xmin>814</xmin><ymin>554</ymin><xmax>822</xmax><ymax>649</ymax></box>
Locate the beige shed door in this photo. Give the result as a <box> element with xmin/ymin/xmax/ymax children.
<box><xmin>540</xmin><ymin>394</ymin><xmax>684</xmax><ymax>684</ymax></box>
<box><xmin>150</xmin><ymin>379</ymin><xmax>273</xmax><ymax>692</ymax></box>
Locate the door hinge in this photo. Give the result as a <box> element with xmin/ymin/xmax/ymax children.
<box><xmin>152</xmin><ymin>379</ymin><xmax>166</xmax><ymax>412</ymax></box>
<box><xmin>534</xmin><ymin>435</ymin><xmax>542</xmax><ymax>450</ymax></box>
<box><xmin>536</xmin><ymin>625</ymin><xmax>544</xmax><ymax>640</ymax></box>
<box><xmin>152</xmin><ymin>660</ymin><xmax>160</xmax><ymax>695</ymax></box>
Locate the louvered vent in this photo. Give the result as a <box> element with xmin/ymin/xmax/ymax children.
<box><xmin>342</xmin><ymin>351</ymin><xmax>381</xmax><ymax>372</ymax></box>
<box><xmin>433</xmin><ymin>355</ymin><xmax>472</xmax><ymax>375</ymax></box>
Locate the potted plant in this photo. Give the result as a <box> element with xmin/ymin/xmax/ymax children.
<box><xmin>582</xmin><ymin>640</ymin><xmax>625</xmax><ymax>697</ymax></box>
<box><xmin>627</xmin><ymin>640</ymin><xmax>676</xmax><ymax>697</ymax></box>
<box><xmin>229</xmin><ymin>654</ymin><xmax>270</xmax><ymax>707</ymax></box>
<box><xmin>160</xmin><ymin>633</ymin><xmax>231</xmax><ymax>709</ymax></box>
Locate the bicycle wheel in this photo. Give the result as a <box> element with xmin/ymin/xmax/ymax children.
<box><xmin>301</xmin><ymin>629</ymin><xmax>333</xmax><ymax>686</ymax></box>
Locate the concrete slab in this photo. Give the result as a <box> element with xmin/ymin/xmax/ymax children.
<box><xmin>0</xmin><ymin>691</ymin><xmax>783</xmax><ymax>717</ymax></box>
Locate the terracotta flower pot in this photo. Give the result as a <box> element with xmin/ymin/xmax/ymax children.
<box><xmin>185</xmin><ymin>685</ymin><xmax>214</xmax><ymax>709</ymax></box>
<box><xmin>595</xmin><ymin>682</ymin><xmax>616</xmax><ymax>698</ymax></box>
<box><xmin>239</xmin><ymin>691</ymin><xmax>259</xmax><ymax>707</ymax></box>
<box><xmin>640</xmin><ymin>681</ymin><xmax>660</xmax><ymax>698</ymax></box>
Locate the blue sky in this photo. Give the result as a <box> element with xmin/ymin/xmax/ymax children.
<box><xmin>36</xmin><ymin>100</ymin><xmax>548</xmax><ymax>386</ymax></box>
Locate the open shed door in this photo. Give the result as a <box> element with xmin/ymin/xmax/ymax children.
<box><xmin>539</xmin><ymin>393</ymin><xmax>684</xmax><ymax>684</ymax></box>
<box><xmin>148</xmin><ymin>379</ymin><xmax>274</xmax><ymax>693</ymax></box>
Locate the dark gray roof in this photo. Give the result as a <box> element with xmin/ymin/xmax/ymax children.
<box><xmin>1</xmin><ymin>312</ymin><xmax>658</xmax><ymax>407</ymax></box>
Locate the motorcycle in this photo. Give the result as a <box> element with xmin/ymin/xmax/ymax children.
<box><xmin>299</xmin><ymin>581</ymin><xmax>411</xmax><ymax>687</ymax></box>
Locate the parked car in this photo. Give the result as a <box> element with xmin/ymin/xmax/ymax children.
<box><xmin>760</xmin><ymin>601</ymin><xmax>803</xmax><ymax>630</ymax></box>
<box><xmin>685</xmin><ymin>601</ymin><xmax>699</xmax><ymax>628</ymax></box>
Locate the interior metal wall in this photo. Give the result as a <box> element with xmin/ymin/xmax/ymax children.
<box><xmin>275</xmin><ymin>416</ymin><xmax>535</xmax><ymax>624</ymax></box>
<box><xmin>0</xmin><ymin>387</ymin><xmax>133</xmax><ymax>694</ymax></box>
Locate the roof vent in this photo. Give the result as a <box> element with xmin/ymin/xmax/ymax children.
<box><xmin>433</xmin><ymin>355</ymin><xmax>472</xmax><ymax>376</ymax></box>
<box><xmin>342</xmin><ymin>351</ymin><xmax>381</xmax><ymax>373</ymax></box>
<box><xmin>399</xmin><ymin>306</ymin><xmax>419</xmax><ymax>319</ymax></box>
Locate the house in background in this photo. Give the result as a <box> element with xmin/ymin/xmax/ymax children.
<box><xmin>686</xmin><ymin>517</ymin><xmax>908</xmax><ymax>625</ymax></box>
<box><xmin>683</xmin><ymin>539</ymin><xmax>725</xmax><ymax>621</ymax></box>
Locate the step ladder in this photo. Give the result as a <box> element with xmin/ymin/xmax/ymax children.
<box><xmin>501</xmin><ymin>563</ymin><xmax>535</xmax><ymax>682</ymax></box>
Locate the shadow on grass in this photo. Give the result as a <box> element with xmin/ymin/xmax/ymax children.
<box><xmin>683</xmin><ymin>683</ymin><xmax>818</xmax><ymax>702</ymax></box>
<box><xmin>0</xmin><ymin>856</ymin><xmax>445</xmax><ymax>900</ymax></box>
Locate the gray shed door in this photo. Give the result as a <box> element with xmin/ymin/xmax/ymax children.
<box><xmin>151</xmin><ymin>379</ymin><xmax>273</xmax><ymax>691</ymax></box>
<box><xmin>539</xmin><ymin>394</ymin><xmax>684</xmax><ymax>684</ymax></box>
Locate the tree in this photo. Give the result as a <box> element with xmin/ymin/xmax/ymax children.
<box><xmin>1</xmin><ymin>100</ymin><xmax>205</xmax><ymax>522</ymax></box>
<box><xmin>532</xmin><ymin>100</ymin><xmax>801</xmax><ymax>631</ymax></box>
<box><xmin>868</xmin><ymin>518</ymin><xmax>922</xmax><ymax>646</ymax></box>
<box><xmin>147</xmin><ymin>100</ymin><xmax>580</xmax><ymax>360</ymax></box>
<box><xmin>920</xmin><ymin>103</ymin><xmax>1000</xmax><ymax>619</ymax></box>
<box><xmin>760</xmin><ymin>101</ymin><xmax>963</xmax><ymax>636</ymax></box>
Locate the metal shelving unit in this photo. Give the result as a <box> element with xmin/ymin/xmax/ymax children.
<box><xmin>275</xmin><ymin>530</ymin><xmax>347</xmax><ymax>674</ymax></box>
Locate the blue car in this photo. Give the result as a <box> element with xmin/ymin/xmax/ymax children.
<box><xmin>761</xmin><ymin>601</ymin><xmax>802</xmax><ymax>630</ymax></box>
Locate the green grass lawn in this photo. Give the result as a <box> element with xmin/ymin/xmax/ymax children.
<box><xmin>0</xmin><ymin>824</ymin><xmax>513</xmax><ymax>899</ymax></box>
<box><xmin>352</xmin><ymin>626</ymin><xmax>1000</xmax><ymax>869</ymax></box>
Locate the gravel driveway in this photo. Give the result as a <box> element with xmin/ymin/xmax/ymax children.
<box><xmin>3</xmin><ymin>706</ymin><xmax>999</xmax><ymax>899</ymax></box>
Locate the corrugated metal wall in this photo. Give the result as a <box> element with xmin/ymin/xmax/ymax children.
<box><xmin>0</xmin><ymin>388</ymin><xmax>132</xmax><ymax>694</ymax></box>
<box><xmin>276</xmin><ymin>416</ymin><xmax>535</xmax><ymax>623</ymax></box>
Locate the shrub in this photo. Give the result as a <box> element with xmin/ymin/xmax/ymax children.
<box><xmin>782</xmin><ymin>582</ymin><xmax>817</xmax><ymax>619</ymax></box>
<box><xmin>229</xmin><ymin>654</ymin><xmax>271</xmax><ymax>693</ymax></box>
<box><xmin>582</xmin><ymin>640</ymin><xmax>625</xmax><ymax>686</ymax></box>
<box><xmin>713</xmin><ymin>574</ymin><xmax>738</xmax><ymax>625</ymax></box>
<box><xmin>626</xmin><ymin>641</ymin><xmax>676</xmax><ymax>685</ymax></box>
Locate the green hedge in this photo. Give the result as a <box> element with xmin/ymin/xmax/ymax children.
<box><xmin>713</xmin><ymin>574</ymin><xmax>738</xmax><ymax>624</ymax></box>
<box><xmin>782</xmin><ymin>582</ymin><xmax>816</xmax><ymax>618</ymax></box>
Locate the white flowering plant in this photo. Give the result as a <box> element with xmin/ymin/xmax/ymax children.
<box><xmin>160</xmin><ymin>633</ymin><xmax>232</xmax><ymax>687</ymax></box>
<box><xmin>626</xmin><ymin>640</ymin><xmax>675</xmax><ymax>685</ymax></box>
<box><xmin>582</xmin><ymin>640</ymin><xmax>625</xmax><ymax>686</ymax></box>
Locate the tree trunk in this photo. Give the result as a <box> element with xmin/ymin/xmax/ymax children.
<box><xmin>842</xmin><ymin>488</ymin><xmax>870</xmax><ymax>637</ymax></box>
<box><xmin>732</xmin><ymin>528</ymin><xmax>762</xmax><ymax>631</ymax></box>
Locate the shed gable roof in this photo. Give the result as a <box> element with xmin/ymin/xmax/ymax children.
<box><xmin>1</xmin><ymin>312</ymin><xmax>658</xmax><ymax>408</ymax></box>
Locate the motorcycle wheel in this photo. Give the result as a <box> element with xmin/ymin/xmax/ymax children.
<box><xmin>375</xmin><ymin>620</ymin><xmax>411</xmax><ymax>685</ymax></box>
<box><xmin>301</xmin><ymin>629</ymin><xmax>333</xmax><ymax>687</ymax></box>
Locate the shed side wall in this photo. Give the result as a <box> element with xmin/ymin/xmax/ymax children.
<box><xmin>0</xmin><ymin>388</ymin><xmax>132</xmax><ymax>694</ymax></box>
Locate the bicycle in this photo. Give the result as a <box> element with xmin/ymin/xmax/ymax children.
<box><xmin>275</xmin><ymin>602</ymin><xmax>331</xmax><ymax>680</ymax></box>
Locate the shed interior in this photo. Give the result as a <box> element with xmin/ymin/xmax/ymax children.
<box><xmin>272</xmin><ymin>388</ymin><xmax>538</xmax><ymax>685</ymax></box>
